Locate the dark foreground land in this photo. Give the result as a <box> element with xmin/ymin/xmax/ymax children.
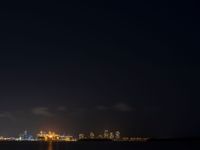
<box><xmin>0</xmin><ymin>140</ymin><xmax>199</xmax><ymax>150</ymax></box>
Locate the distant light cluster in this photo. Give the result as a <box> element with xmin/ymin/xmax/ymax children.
<box><xmin>78</xmin><ymin>130</ymin><xmax>121</xmax><ymax>141</ymax></box>
<box><xmin>0</xmin><ymin>130</ymin><xmax>149</xmax><ymax>142</ymax></box>
<box><xmin>37</xmin><ymin>131</ymin><xmax>75</xmax><ymax>141</ymax></box>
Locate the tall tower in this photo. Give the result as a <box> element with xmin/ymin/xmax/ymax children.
<box><xmin>109</xmin><ymin>132</ymin><xmax>114</xmax><ymax>140</ymax></box>
<box><xmin>90</xmin><ymin>132</ymin><xmax>95</xmax><ymax>139</ymax></box>
<box><xmin>104</xmin><ymin>130</ymin><xmax>109</xmax><ymax>139</ymax></box>
<box><xmin>79</xmin><ymin>134</ymin><xmax>85</xmax><ymax>139</ymax></box>
<box><xmin>115</xmin><ymin>131</ymin><xmax>120</xmax><ymax>140</ymax></box>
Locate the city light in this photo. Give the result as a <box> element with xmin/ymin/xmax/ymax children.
<box><xmin>0</xmin><ymin>130</ymin><xmax>150</xmax><ymax>142</ymax></box>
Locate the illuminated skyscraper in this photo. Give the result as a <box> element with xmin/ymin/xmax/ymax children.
<box><xmin>19</xmin><ymin>130</ymin><xmax>33</xmax><ymax>141</ymax></box>
<box><xmin>104</xmin><ymin>130</ymin><xmax>109</xmax><ymax>139</ymax></box>
<box><xmin>89</xmin><ymin>132</ymin><xmax>95</xmax><ymax>139</ymax></box>
<box><xmin>109</xmin><ymin>132</ymin><xmax>114</xmax><ymax>140</ymax></box>
<box><xmin>78</xmin><ymin>134</ymin><xmax>85</xmax><ymax>139</ymax></box>
<box><xmin>115</xmin><ymin>131</ymin><xmax>120</xmax><ymax>140</ymax></box>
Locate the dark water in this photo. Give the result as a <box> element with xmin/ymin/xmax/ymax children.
<box><xmin>0</xmin><ymin>141</ymin><xmax>199</xmax><ymax>150</ymax></box>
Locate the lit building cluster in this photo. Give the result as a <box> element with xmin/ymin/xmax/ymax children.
<box><xmin>78</xmin><ymin>130</ymin><xmax>121</xmax><ymax>140</ymax></box>
<box><xmin>37</xmin><ymin>131</ymin><xmax>76</xmax><ymax>141</ymax></box>
<box><xmin>0</xmin><ymin>136</ymin><xmax>16</xmax><ymax>141</ymax></box>
<box><xmin>0</xmin><ymin>130</ymin><xmax>149</xmax><ymax>142</ymax></box>
<box><xmin>18</xmin><ymin>130</ymin><xmax>34</xmax><ymax>141</ymax></box>
<box><xmin>78</xmin><ymin>130</ymin><xmax>149</xmax><ymax>142</ymax></box>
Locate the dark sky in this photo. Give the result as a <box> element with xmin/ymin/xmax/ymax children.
<box><xmin>0</xmin><ymin>1</ymin><xmax>199</xmax><ymax>138</ymax></box>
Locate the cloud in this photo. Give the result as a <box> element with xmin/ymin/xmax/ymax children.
<box><xmin>32</xmin><ymin>107</ymin><xmax>54</xmax><ymax>117</ymax></box>
<box><xmin>113</xmin><ymin>102</ymin><xmax>133</xmax><ymax>112</ymax></box>
<box><xmin>96</xmin><ymin>102</ymin><xmax>133</xmax><ymax>112</ymax></box>
<box><xmin>57</xmin><ymin>106</ymin><xmax>66</xmax><ymax>111</ymax></box>
<box><xmin>0</xmin><ymin>112</ymin><xmax>15</xmax><ymax>120</ymax></box>
<box><xmin>96</xmin><ymin>105</ymin><xmax>109</xmax><ymax>111</ymax></box>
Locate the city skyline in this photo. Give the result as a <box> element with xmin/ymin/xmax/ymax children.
<box><xmin>0</xmin><ymin>129</ymin><xmax>149</xmax><ymax>142</ymax></box>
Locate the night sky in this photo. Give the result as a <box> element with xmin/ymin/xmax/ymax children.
<box><xmin>0</xmin><ymin>1</ymin><xmax>199</xmax><ymax>138</ymax></box>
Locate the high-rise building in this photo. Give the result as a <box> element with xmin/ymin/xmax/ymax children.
<box><xmin>89</xmin><ymin>132</ymin><xmax>95</xmax><ymax>139</ymax></box>
<box><xmin>109</xmin><ymin>132</ymin><xmax>114</xmax><ymax>140</ymax></box>
<box><xmin>104</xmin><ymin>130</ymin><xmax>109</xmax><ymax>139</ymax></box>
<box><xmin>115</xmin><ymin>131</ymin><xmax>120</xmax><ymax>140</ymax></box>
<box><xmin>78</xmin><ymin>134</ymin><xmax>85</xmax><ymax>139</ymax></box>
<box><xmin>19</xmin><ymin>130</ymin><xmax>33</xmax><ymax>141</ymax></box>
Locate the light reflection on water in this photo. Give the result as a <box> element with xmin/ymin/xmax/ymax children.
<box><xmin>48</xmin><ymin>142</ymin><xmax>53</xmax><ymax>150</ymax></box>
<box><xmin>39</xmin><ymin>142</ymin><xmax>54</xmax><ymax>150</ymax></box>
<box><xmin>0</xmin><ymin>141</ymin><xmax>197</xmax><ymax>150</ymax></box>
